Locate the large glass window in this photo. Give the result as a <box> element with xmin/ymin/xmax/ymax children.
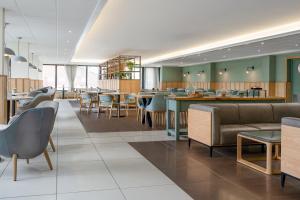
<box><xmin>87</xmin><ymin>66</ymin><xmax>99</xmax><ymax>88</ymax></box>
<box><xmin>42</xmin><ymin>65</ymin><xmax>55</xmax><ymax>87</ymax></box>
<box><xmin>74</xmin><ymin>66</ymin><xmax>87</xmax><ymax>89</ymax></box>
<box><xmin>57</xmin><ymin>65</ymin><xmax>70</xmax><ymax>90</ymax></box>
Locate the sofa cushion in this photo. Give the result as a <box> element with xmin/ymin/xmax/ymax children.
<box><xmin>220</xmin><ymin>124</ymin><xmax>258</xmax><ymax>145</ymax></box>
<box><xmin>204</xmin><ymin>104</ymin><xmax>240</xmax><ymax>125</ymax></box>
<box><xmin>272</xmin><ymin>103</ymin><xmax>300</xmax><ymax>123</ymax></box>
<box><xmin>245</xmin><ymin>123</ymin><xmax>281</xmax><ymax>131</ymax></box>
<box><xmin>238</xmin><ymin>104</ymin><xmax>274</xmax><ymax>124</ymax></box>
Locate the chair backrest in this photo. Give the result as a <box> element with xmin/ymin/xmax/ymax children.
<box><xmin>17</xmin><ymin>93</ymin><xmax>53</xmax><ymax>114</ymax></box>
<box><xmin>99</xmin><ymin>94</ymin><xmax>113</xmax><ymax>105</ymax></box>
<box><xmin>0</xmin><ymin>107</ymin><xmax>55</xmax><ymax>159</ymax></box>
<box><xmin>125</xmin><ymin>94</ymin><xmax>136</xmax><ymax>103</ymax></box>
<box><xmin>146</xmin><ymin>95</ymin><xmax>166</xmax><ymax>112</ymax></box>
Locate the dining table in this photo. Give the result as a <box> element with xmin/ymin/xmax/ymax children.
<box><xmin>6</xmin><ymin>94</ymin><xmax>32</xmax><ymax>123</ymax></box>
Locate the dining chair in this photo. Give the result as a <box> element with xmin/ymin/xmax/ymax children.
<box><xmin>136</xmin><ymin>97</ymin><xmax>145</xmax><ymax>123</ymax></box>
<box><xmin>122</xmin><ymin>93</ymin><xmax>137</xmax><ymax>116</ymax></box>
<box><xmin>0</xmin><ymin>107</ymin><xmax>55</xmax><ymax>181</ymax></box>
<box><xmin>79</xmin><ymin>93</ymin><xmax>92</xmax><ymax>113</ymax></box>
<box><xmin>98</xmin><ymin>94</ymin><xmax>118</xmax><ymax>119</ymax></box>
<box><xmin>145</xmin><ymin>95</ymin><xmax>166</xmax><ymax>128</ymax></box>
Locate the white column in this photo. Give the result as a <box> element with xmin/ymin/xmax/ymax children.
<box><xmin>0</xmin><ymin>8</ymin><xmax>7</xmax><ymax>123</ymax></box>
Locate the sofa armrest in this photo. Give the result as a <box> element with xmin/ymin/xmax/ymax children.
<box><xmin>188</xmin><ymin>105</ymin><xmax>221</xmax><ymax>146</ymax></box>
<box><xmin>281</xmin><ymin>117</ymin><xmax>300</xmax><ymax>178</ymax></box>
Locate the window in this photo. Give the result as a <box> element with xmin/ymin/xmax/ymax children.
<box><xmin>42</xmin><ymin>65</ymin><xmax>55</xmax><ymax>88</ymax></box>
<box><xmin>57</xmin><ymin>65</ymin><xmax>70</xmax><ymax>90</ymax></box>
<box><xmin>74</xmin><ymin>66</ymin><xmax>87</xmax><ymax>88</ymax></box>
<box><xmin>87</xmin><ymin>66</ymin><xmax>99</xmax><ymax>88</ymax></box>
<box><xmin>143</xmin><ymin>67</ymin><xmax>160</xmax><ymax>89</ymax></box>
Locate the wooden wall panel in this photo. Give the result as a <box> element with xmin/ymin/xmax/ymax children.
<box><xmin>23</xmin><ymin>78</ymin><xmax>30</xmax><ymax>92</ymax></box>
<box><xmin>0</xmin><ymin>75</ymin><xmax>7</xmax><ymax>124</ymax></box>
<box><xmin>119</xmin><ymin>80</ymin><xmax>140</xmax><ymax>93</ymax></box>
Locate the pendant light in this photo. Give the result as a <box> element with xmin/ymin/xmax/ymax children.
<box><xmin>12</xmin><ymin>37</ymin><xmax>27</xmax><ymax>63</ymax></box>
<box><xmin>4</xmin><ymin>47</ymin><xmax>15</xmax><ymax>57</ymax></box>
<box><xmin>4</xmin><ymin>23</ymin><xmax>15</xmax><ymax>57</ymax></box>
<box><xmin>29</xmin><ymin>52</ymin><xmax>37</xmax><ymax>69</ymax></box>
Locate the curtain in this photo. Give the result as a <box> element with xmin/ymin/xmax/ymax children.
<box><xmin>71</xmin><ymin>66</ymin><xmax>77</xmax><ymax>90</ymax></box>
<box><xmin>143</xmin><ymin>67</ymin><xmax>160</xmax><ymax>89</ymax></box>
<box><xmin>65</xmin><ymin>66</ymin><xmax>76</xmax><ymax>90</ymax></box>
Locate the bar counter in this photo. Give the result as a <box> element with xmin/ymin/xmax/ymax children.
<box><xmin>166</xmin><ymin>96</ymin><xmax>286</xmax><ymax>140</ymax></box>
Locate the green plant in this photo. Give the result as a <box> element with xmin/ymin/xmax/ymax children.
<box><xmin>126</xmin><ymin>61</ymin><xmax>135</xmax><ymax>71</ymax></box>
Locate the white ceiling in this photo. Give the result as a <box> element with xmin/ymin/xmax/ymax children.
<box><xmin>1</xmin><ymin>0</ymin><xmax>101</xmax><ymax>64</ymax></box>
<box><xmin>2</xmin><ymin>0</ymin><xmax>300</xmax><ymax>66</ymax></box>
<box><xmin>73</xmin><ymin>0</ymin><xmax>300</xmax><ymax>66</ymax></box>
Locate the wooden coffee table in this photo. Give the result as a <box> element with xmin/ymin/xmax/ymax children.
<box><xmin>237</xmin><ymin>131</ymin><xmax>281</xmax><ymax>175</ymax></box>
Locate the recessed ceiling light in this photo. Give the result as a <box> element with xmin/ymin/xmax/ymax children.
<box><xmin>68</xmin><ymin>30</ymin><xmax>72</xmax><ymax>33</ymax></box>
<box><xmin>223</xmin><ymin>55</ymin><xmax>227</xmax><ymax>58</ymax></box>
<box><xmin>261</xmin><ymin>42</ymin><xmax>265</xmax><ymax>45</ymax></box>
<box><xmin>66</xmin><ymin>40</ymin><xmax>70</xmax><ymax>43</ymax></box>
<box><xmin>257</xmin><ymin>49</ymin><xmax>261</xmax><ymax>52</ymax></box>
<box><xmin>296</xmin><ymin>44</ymin><xmax>299</xmax><ymax>47</ymax></box>
<box><xmin>227</xmin><ymin>48</ymin><xmax>231</xmax><ymax>51</ymax></box>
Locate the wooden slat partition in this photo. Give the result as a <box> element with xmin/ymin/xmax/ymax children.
<box><xmin>0</xmin><ymin>75</ymin><xmax>7</xmax><ymax>123</ymax></box>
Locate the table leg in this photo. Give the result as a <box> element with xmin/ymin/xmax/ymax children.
<box><xmin>174</xmin><ymin>103</ymin><xmax>180</xmax><ymax>140</ymax></box>
<box><xmin>266</xmin><ymin>143</ymin><xmax>273</xmax><ymax>175</ymax></box>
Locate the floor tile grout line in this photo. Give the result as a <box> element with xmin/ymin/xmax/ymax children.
<box><xmin>66</xmin><ymin>100</ymin><xmax>128</xmax><ymax>200</ymax></box>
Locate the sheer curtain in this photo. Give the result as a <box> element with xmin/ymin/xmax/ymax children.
<box><xmin>64</xmin><ymin>66</ymin><xmax>77</xmax><ymax>91</ymax></box>
<box><xmin>143</xmin><ymin>67</ymin><xmax>160</xmax><ymax>89</ymax></box>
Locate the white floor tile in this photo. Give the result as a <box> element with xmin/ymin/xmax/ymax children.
<box><xmin>90</xmin><ymin>136</ymin><xmax>124</xmax><ymax>144</ymax></box>
<box><xmin>122</xmin><ymin>185</ymin><xmax>192</xmax><ymax>200</ymax></box>
<box><xmin>0</xmin><ymin>176</ymin><xmax>56</xmax><ymax>198</ymax></box>
<box><xmin>94</xmin><ymin>143</ymin><xmax>143</xmax><ymax>160</ymax></box>
<box><xmin>0</xmin><ymin>195</ymin><xmax>56</xmax><ymax>200</ymax></box>
<box><xmin>106</xmin><ymin>158</ymin><xmax>173</xmax><ymax>188</ymax></box>
<box><xmin>58</xmin><ymin>144</ymin><xmax>101</xmax><ymax>162</ymax></box>
<box><xmin>57</xmin><ymin>161</ymin><xmax>118</xmax><ymax>193</ymax></box>
<box><xmin>57</xmin><ymin>189</ymin><xmax>125</xmax><ymax>200</ymax></box>
<box><xmin>88</xmin><ymin>132</ymin><xmax>121</xmax><ymax>138</ymax></box>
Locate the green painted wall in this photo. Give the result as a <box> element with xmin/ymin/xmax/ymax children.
<box><xmin>214</xmin><ymin>56</ymin><xmax>271</xmax><ymax>82</ymax></box>
<box><xmin>275</xmin><ymin>53</ymin><xmax>300</xmax><ymax>82</ymax></box>
<box><xmin>182</xmin><ymin>63</ymin><xmax>213</xmax><ymax>82</ymax></box>
<box><xmin>291</xmin><ymin>59</ymin><xmax>300</xmax><ymax>95</ymax></box>
<box><xmin>160</xmin><ymin>66</ymin><xmax>183</xmax><ymax>82</ymax></box>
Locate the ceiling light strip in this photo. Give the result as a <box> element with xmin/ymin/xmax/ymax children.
<box><xmin>142</xmin><ymin>20</ymin><xmax>300</xmax><ymax>64</ymax></box>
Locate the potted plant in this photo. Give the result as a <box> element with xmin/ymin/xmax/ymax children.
<box><xmin>126</xmin><ymin>61</ymin><xmax>135</xmax><ymax>71</ymax></box>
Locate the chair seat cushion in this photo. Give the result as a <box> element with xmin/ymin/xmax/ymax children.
<box><xmin>220</xmin><ymin>124</ymin><xmax>258</xmax><ymax>145</ymax></box>
<box><xmin>245</xmin><ymin>123</ymin><xmax>281</xmax><ymax>131</ymax></box>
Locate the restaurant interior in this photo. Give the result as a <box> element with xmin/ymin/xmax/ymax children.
<box><xmin>1</xmin><ymin>0</ymin><xmax>300</xmax><ymax>200</ymax></box>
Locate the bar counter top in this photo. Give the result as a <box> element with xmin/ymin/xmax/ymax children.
<box><xmin>166</xmin><ymin>96</ymin><xmax>286</xmax><ymax>101</ymax></box>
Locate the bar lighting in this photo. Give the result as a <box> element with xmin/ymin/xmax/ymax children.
<box><xmin>183</xmin><ymin>72</ymin><xmax>190</xmax><ymax>77</ymax></box>
<box><xmin>197</xmin><ymin>70</ymin><xmax>205</xmax><ymax>76</ymax></box>
<box><xmin>219</xmin><ymin>68</ymin><xmax>227</xmax><ymax>75</ymax></box>
<box><xmin>4</xmin><ymin>47</ymin><xmax>15</xmax><ymax>57</ymax></box>
<box><xmin>246</xmin><ymin>66</ymin><xmax>255</xmax><ymax>74</ymax></box>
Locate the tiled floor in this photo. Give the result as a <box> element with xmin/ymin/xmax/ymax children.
<box><xmin>0</xmin><ymin>100</ymin><xmax>191</xmax><ymax>200</ymax></box>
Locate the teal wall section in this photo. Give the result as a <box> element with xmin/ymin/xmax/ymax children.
<box><xmin>291</xmin><ymin>59</ymin><xmax>300</xmax><ymax>95</ymax></box>
<box><xmin>160</xmin><ymin>66</ymin><xmax>183</xmax><ymax>82</ymax></box>
<box><xmin>214</xmin><ymin>56</ymin><xmax>271</xmax><ymax>82</ymax></box>
<box><xmin>159</xmin><ymin>52</ymin><xmax>300</xmax><ymax>87</ymax></box>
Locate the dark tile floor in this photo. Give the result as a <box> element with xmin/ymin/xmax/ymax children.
<box><xmin>130</xmin><ymin>140</ymin><xmax>300</xmax><ymax>200</ymax></box>
<box><xmin>69</xmin><ymin>100</ymin><xmax>163</xmax><ymax>132</ymax></box>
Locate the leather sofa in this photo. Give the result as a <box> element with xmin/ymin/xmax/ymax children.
<box><xmin>281</xmin><ymin>117</ymin><xmax>300</xmax><ymax>187</ymax></box>
<box><xmin>188</xmin><ymin>103</ymin><xmax>300</xmax><ymax>156</ymax></box>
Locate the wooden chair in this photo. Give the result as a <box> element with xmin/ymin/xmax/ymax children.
<box><xmin>98</xmin><ymin>94</ymin><xmax>119</xmax><ymax>119</ymax></box>
<box><xmin>79</xmin><ymin>93</ymin><xmax>92</xmax><ymax>113</ymax></box>
<box><xmin>145</xmin><ymin>95</ymin><xmax>166</xmax><ymax>128</ymax></box>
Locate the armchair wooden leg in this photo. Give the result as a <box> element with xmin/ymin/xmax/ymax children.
<box><xmin>43</xmin><ymin>150</ymin><xmax>53</xmax><ymax>170</ymax></box>
<box><xmin>12</xmin><ymin>154</ymin><xmax>17</xmax><ymax>181</ymax></box>
<box><xmin>49</xmin><ymin>136</ymin><xmax>56</xmax><ymax>152</ymax></box>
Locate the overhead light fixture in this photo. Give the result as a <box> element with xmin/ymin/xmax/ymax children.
<box><xmin>197</xmin><ymin>70</ymin><xmax>205</xmax><ymax>76</ymax></box>
<box><xmin>12</xmin><ymin>37</ymin><xmax>27</xmax><ymax>63</ymax></box>
<box><xmin>246</xmin><ymin>66</ymin><xmax>255</xmax><ymax>74</ymax></box>
<box><xmin>38</xmin><ymin>68</ymin><xmax>42</xmax><ymax>72</ymax></box>
<box><xmin>29</xmin><ymin>52</ymin><xmax>37</xmax><ymax>69</ymax></box>
<box><xmin>219</xmin><ymin>68</ymin><xmax>227</xmax><ymax>75</ymax></box>
<box><xmin>4</xmin><ymin>47</ymin><xmax>15</xmax><ymax>57</ymax></box>
<box><xmin>183</xmin><ymin>72</ymin><xmax>190</xmax><ymax>77</ymax></box>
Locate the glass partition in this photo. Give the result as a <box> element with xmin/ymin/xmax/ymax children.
<box><xmin>42</xmin><ymin>65</ymin><xmax>55</xmax><ymax>88</ymax></box>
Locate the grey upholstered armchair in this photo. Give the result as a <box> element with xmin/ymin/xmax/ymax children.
<box><xmin>17</xmin><ymin>93</ymin><xmax>53</xmax><ymax>114</ymax></box>
<box><xmin>0</xmin><ymin>107</ymin><xmax>55</xmax><ymax>181</ymax></box>
<box><xmin>36</xmin><ymin>101</ymin><xmax>59</xmax><ymax>152</ymax></box>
